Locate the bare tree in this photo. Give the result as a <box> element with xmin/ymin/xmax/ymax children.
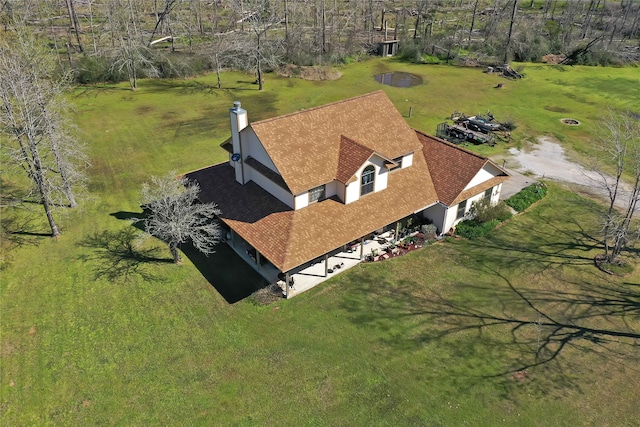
<box><xmin>64</xmin><ymin>0</ymin><xmax>83</xmax><ymax>52</ymax></box>
<box><xmin>148</xmin><ymin>0</ymin><xmax>180</xmax><ymax>46</ymax></box>
<box><xmin>106</xmin><ymin>0</ymin><xmax>159</xmax><ymax>90</ymax></box>
<box><xmin>504</xmin><ymin>0</ymin><xmax>518</xmax><ymax>63</ymax></box>
<box><xmin>139</xmin><ymin>172</ymin><xmax>222</xmax><ymax>264</ymax></box>
<box><xmin>210</xmin><ymin>33</ymin><xmax>238</xmax><ymax>89</ymax></box>
<box><xmin>110</xmin><ymin>38</ymin><xmax>159</xmax><ymax>90</ymax></box>
<box><xmin>230</xmin><ymin>0</ymin><xmax>284</xmax><ymax>90</ymax></box>
<box><xmin>468</xmin><ymin>0</ymin><xmax>480</xmax><ymax>41</ymax></box>
<box><xmin>0</xmin><ymin>28</ymin><xmax>86</xmax><ymax>237</ymax></box>
<box><xmin>595</xmin><ymin>110</ymin><xmax>640</xmax><ymax>265</ymax></box>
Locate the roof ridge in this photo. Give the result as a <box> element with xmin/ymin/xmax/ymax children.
<box><xmin>341</xmin><ymin>134</ymin><xmax>398</xmax><ymax>163</ymax></box>
<box><xmin>414</xmin><ymin>128</ymin><xmax>488</xmax><ymax>162</ymax></box>
<box><xmin>340</xmin><ymin>134</ymin><xmax>374</xmax><ymax>152</ymax></box>
<box><xmin>251</xmin><ymin>91</ymin><xmax>386</xmax><ymax>126</ymax></box>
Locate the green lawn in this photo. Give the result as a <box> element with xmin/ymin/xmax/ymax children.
<box><xmin>2</xmin><ymin>59</ymin><xmax>639</xmax><ymax>425</ymax></box>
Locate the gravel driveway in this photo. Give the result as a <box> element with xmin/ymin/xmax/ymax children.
<box><xmin>495</xmin><ymin>136</ymin><xmax>638</xmax><ymax>213</ymax></box>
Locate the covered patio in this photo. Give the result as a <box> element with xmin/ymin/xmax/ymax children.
<box><xmin>225</xmin><ymin>225</ymin><xmax>412</xmax><ymax>298</ymax></box>
<box><xmin>277</xmin><ymin>233</ymin><xmax>397</xmax><ymax>298</ymax></box>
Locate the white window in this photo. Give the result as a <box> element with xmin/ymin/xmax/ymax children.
<box><xmin>309</xmin><ymin>185</ymin><xmax>325</xmax><ymax>203</ymax></box>
<box><xmin>361</xmin><ymin>165</ymin><xmax>375</xmax><ymax>196</ymax></box>
<box><xmin>456</xmin><ymin>200</ymin><xmax>467</xmax><ymax>219</ymax></box>
<box><xmin>484</xmin><ymin>187</ymin><xmax>493</xmax><ymax>202</ymax></box>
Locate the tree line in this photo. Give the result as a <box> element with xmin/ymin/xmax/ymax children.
<box><xmin>1</xmin><ymin>1</ymin><xmax>638</xmax><ymax>90</ymax></box>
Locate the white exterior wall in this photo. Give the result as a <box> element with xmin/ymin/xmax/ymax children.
<box><xmin>487</xmin><ymin>183</ymin><xmax>502</xmax><ymax>204</ymax></box>
<box><xmin>370</xmin><ymin>156</ymin><xmax>389</xmax><ymax>191</ymax></box>
<box><xmin>481</xmin><ymin>183</ymin><xmax>500</xmax><ymax>205</ymax></box>
<box><xmin>247</xmin><ymin>166</ymin><xmax>294</xmax><ymax>208</ymax></box>
<box><xmin>230</xmin><ymin>106</ymin><xmax>248</xmax><ymax>184</ymax></box>
<box><xmin>464</xmin><ymin>163</ymin><xmax>502</xmax><ymax>190</ymax></box>
<box><xmin>442</xmin><ymin>188</ymin><xmax>499</xmax><ymax>232</ymax></box>
<box><xmin>244</xmin><ymin>129</ymin><xmax>277</xmax><ymax>171</ymax></box>
<box><xmin>442</xmin><ymin>204</ymin><xmax>462</xmax><ymax>234</ymax></box>
<box><xmin>295</xmin><ymin>181</ymin><xmax>337</xmax><ymax>209</ymax></box>
<box><xmin>230</xmin><ymin>121</ymin><xmax>295</xmax><ymax>207</ymax></box>
<box><xmin>344</xmin><ymin>156</ymin><xmax>389</xmax><ymax>205</ymax></box>
<box><xmin>345</xmin><ymin>180</ymin><xmax>360</xmax><ymax>204</ymax></box>
<box><xmin>294</xmin><ymin>192</ymin><xmax>309</xmax><ymax>210</ymax></box>
<box><xmin>401</xmin><ymin>152</ymin><xmax>413</xmax><ymax>168</ymax></box>
<box><xmin>325</xmin><ymin>181</ymin><xmax>338</xmax><ymax>198</ymax></box>
<box><xmin>467</xmin><ymin>192</ymin><xmax>486</xmax><ymax>210</ymax></box>
<box><xmin>464</xmin><ymin>167</ymin><xmax>493</xmax><ymax>190</ymax></box>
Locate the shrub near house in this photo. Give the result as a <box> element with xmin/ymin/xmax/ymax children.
<box><xmin>506</xmin><ymin>183</ymin><xmax>548</xmax><ymax>212</ymax></box>
<box><xmin>455</xmin><ymin>199</ymin><xmax>514</xmax><ymax>239</ymax></box>
<box><xmin>456</xmin><ymin>183</ymin><xmax>549</xmax><ymax>239</ymax></box>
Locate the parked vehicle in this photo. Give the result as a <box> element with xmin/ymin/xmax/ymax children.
<box><xmin>436</xmin><ymin>110</ymin><xmax>512</xmax><ymax>146</ymax></box>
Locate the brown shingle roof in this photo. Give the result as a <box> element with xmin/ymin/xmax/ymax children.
<box><xmin>187</xmin><ymin>152</ymin><xmax>438</xmax><ymax>272</ymax></box>
<box><xmin>452</xmin><ymin>175</ymin><xmax>509</xmax><ymax>206</ymax></box>
<box><xmin>249</xmin><ymin>91</ymin><xmax>423</xmax><ymax>194</ymax></box>
<box><xmin>417</xmin><ymin>130</ymin><xmax>508</xmax><ymax>206</ymax></box>
<box><xmin>336</xmin><ymin>136</ymin><xmax>375</xmax><ymax>184</ymax></box>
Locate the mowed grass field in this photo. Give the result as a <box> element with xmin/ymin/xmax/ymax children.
<box><xmin>1</xmin><ymin>58</ymin><xmax>639</xmax><ymax>425</ymax></box>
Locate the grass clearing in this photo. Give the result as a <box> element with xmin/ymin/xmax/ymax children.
<box><xmin>2</xmin><ymin>59</ymin><xmax>640</xmax><ymax>425</ymax></box>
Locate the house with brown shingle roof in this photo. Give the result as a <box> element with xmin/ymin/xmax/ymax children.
<box><xmin>187</xmin><ymin>91</ymin><xmax>508</xmax><ymax>297</ymax></box>
<box><xmin>416</xmin><ymin>129</ymin><xmax>511</xmax><ymax>232</ymax></box>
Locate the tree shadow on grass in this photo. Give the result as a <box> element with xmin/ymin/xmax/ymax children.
<box><xmin>1</xmin><ymin>203</ymin><xmax>52</xmax><ymax>250</ymax></box>
<box><xmin>109</xmin><ymin>211</ymin><xmax>267</xmax><ymax>302</ymax></box>
<box><xmin>1</xmin><ymin>180</ymin><xmax>51</xmax><ymax>245</ymax></box>
<box><xmin>429</xmin><ymin>270</ymin><xmax>640</xmax><ymax>373</ymax></box>
<box><xmin>73</xmin><ymin>85</ymin><xmax>130</xmax><ymax>98</ymax></box>
<box><xmin>110</xmin><ymin>211</ymin><xmax>147</xmax><ymax>221</ymax></box>
<box><xmin>1</xmin><ymin>211</ymin><xmax>52</xmax><ymax>239</ymax></box>
<box><xmin>340</xmin><ymin>206</ymin><xmax>640</xmax><ymax>396</ymax></box>
<box><xmin>141</xmin><ymin>79</ymin><xmax>258</xmax><ymax>95</ymax></box>
<box><xmin>141</xmin><ymin>79</ymin><xmax>227</xmax><ymax>95</ymax></box>
<box><xmin>342</xmin><ymin>268</ymin><xmax>640</xmax><ymax>397</ymax></box>
<box><xmin>79</xmin><ymin>227</ymin><xmax>172</xmax><ymax>282</ymax></box>
<box><xmin>462</xmin><ymin>210</ymin><xmax>602</xmax><ymax>273</ymax></box>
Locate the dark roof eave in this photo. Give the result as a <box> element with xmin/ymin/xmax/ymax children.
<box><xmin>220</xmin><ymin>138</ymin><xmax>233</xmax><ymax>153</ymax></box>
<box><xmin>244</xmin><ymin>156</ymin><xmax>290</xmax><ymax>192</ymax></box>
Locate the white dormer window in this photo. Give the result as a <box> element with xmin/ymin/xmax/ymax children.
<box><xmin>309</xmin><ymin>184</ymin><xmax>326</xmax><ymax>203</ymax></box>
<box><xmin>361</xmin><ymin>165</ymin><xmax>375</xmax><ymax>196</ymax></box>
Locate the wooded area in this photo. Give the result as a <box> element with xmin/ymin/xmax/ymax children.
<box><xmin>1</xmin><ymin>0</ymin><xmax>638</xmax><ymax>87</ymax></box>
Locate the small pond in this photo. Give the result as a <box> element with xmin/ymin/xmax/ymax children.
<box><xmin>373</xmin><ymin>72</ymin><xmax>423</xmax><ymax>88</ymax></box>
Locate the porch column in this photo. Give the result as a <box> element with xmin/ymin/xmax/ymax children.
<box><xmin>285</xmin><ymin>271</ymin><xmax>290</xmax><ymax>298</ymax></box>
<box><xmin>324</xmin><ymin>254</ymin><xmax>329</xmax><ymax>277</ymax></box>
<box><xmin>359</xmin><ymin>237</ymin><xmax>365</xmax><ymax>260</ymax></box>
<box><xmin>256</xmin><ymin>250</ymin><xmax>261</xmax><ymax>266</ymax></box>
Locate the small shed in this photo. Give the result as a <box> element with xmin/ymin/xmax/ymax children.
<box><xmin>379</xmin><ymin>40</ymin><xmax>399</xmax><ymax>57</ymax></box>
